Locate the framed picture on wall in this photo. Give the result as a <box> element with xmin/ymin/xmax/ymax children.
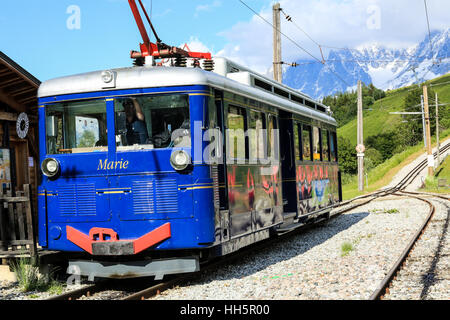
<box><xmin>0</xmin><ymin>148</ymin><xmax>11</xmax><ymax>192</ymax></box>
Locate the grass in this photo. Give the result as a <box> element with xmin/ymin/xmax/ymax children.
<box><xmin>422</xmin><ymin>155</ymin><xmax>450</xmax><ymax>193</ymax></box>
<box><xmin>10</xmin><ymin>257</ymin><xmax>47</xmax><ymax>292</ymax></box>
<box><xmin>341</xmin><ymin>130</ymin><xmax>450</xmax><ymax>200</ymax></box>
<box><xmin>385</xmin><ymin>208</ymin><xmax>399</xmax><ymax>214</ymax></box>
<box><xmin>369</xmin><ymin>208</ymin><xmax>399</xmax><ymax>214</ymax></box>
<box><xmin>341</xmin><ymin>233</ymin><xmax>376</xmax><ymax>257</ymax></box>
<box><xmin>341</xmin><ymin>242</ymin><xmax>354</xmax><ymax>257</ymax></box>
<box><xmin>10</xmin><ymin>256</ymin><xmax>65</xmax><ymax>294</ymax></box>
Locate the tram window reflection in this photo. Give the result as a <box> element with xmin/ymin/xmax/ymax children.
<box><xmin>313</xmin><ymin>127</ymin><xmax>321</xmax><ymax>161</ymax></box>
<box><xmin>330</xmin><ymin>131</ymin><xmax>337</xmax><ymax>162</ymax></box>
<box><xmin>45</xmin><ymin>100</ymin><xmax>108</xmax><ymax>154</ymax></box>
<box><xmin>302</xmin><ymin>125</ymin><xmax>312</xmax><ymax>161</ymax></box>
<box><xmin>322</xmin><ymin>129</ymin><xmax>330</xmax><ymax>162</ymax></box>
<box><xmin>227</xmin><ymin>105</ymin><xmax>246</xmax><ymax>160</ymax></box>
<box><xmin>249</xmin><ymin>110</ymin><xmax>266</xmax><ymax>161</ymax></box>
<box><xmin>293</xmin><ymin>122</ymin><xmax>300</xmax><ymax>161</ymax></box>
<box><xmin>115</xmin><ymin>94</ymin><xmax>190</xmax><ymax>151</ymax></box>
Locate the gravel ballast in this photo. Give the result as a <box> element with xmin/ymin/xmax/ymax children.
<box><xmin>384</xmin><ymin>197</ymin><xmax>450</xmax><ymax>300</ymax></box>
<box><xmin>152</xmin><ymin>198</ymin><xmax>432</xmax><ymax>300</ymax></box>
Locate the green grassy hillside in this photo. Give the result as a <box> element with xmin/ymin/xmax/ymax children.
<box><xmin>335</xmin><ymin>73</ymin><xmax>450</xmax><ymax>199</ymax></box>
<box><xmin>338</xmin><ymin>73</ymin><xmax>450</xmax><ymax>145</ymax></box>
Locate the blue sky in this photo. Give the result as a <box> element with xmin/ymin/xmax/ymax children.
<box><xmin>0</xmin><ymin>0</ymin><xmax>271</xmax><ymax>81</ymax></box>
<box><xmin>1</xmin><ymin>0</ymin><xmax>448</xmax><ymax>81</ymax></box>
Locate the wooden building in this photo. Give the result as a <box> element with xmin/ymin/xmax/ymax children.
<box><xmin>0</xmin><ymin>51</ymin><xmax>40</xmax><ymax>258</ymax></box>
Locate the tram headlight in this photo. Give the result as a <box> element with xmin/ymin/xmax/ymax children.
<box><xmin>101</xmin><ymin>70</ymin><xmax>114</xmax><ymax>83</ymax></box>
<box><xmin>41</xmin><ymin>158</ymin><xmax>60</xmax><ymax>178</ymax></box>
<box><xmin>170</xmin><ymin>150</ymin><xmax>191</xmax><ymax>171</ymax></box>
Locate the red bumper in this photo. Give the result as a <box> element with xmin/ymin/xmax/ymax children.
<box><xmin>66</xmin><ymin>223</ymin><xmax>171</xmax><ymax>255</ymax></box>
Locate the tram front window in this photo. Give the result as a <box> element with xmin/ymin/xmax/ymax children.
<box><xmin>45</xmin><ymin>100</ymin><xmax>108</xmax><ymax>154</ymax></box>
<box><xmin>115</xmin><ymin>94</ymin><xmax>190</xmax><ymax>151</ymax></box>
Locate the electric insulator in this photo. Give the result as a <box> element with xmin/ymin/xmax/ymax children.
<box><xmin>202</xmin><ymin>59</ymin><xmax>215</xmax><ymax>71</ymax></box>
<box><xmin>193</xmin><ymin>59</ymin><xmax>201</xmax><ymax>68</ymax></box>
<box><xmin>175</xmin><ymin>56</ymin><xmax>187</xmax><ymax>67</ymax></box>
<box><xmin>133</xmin><ymin>57</ymin><xmax>145</xmax><ymax>67</ymax></box>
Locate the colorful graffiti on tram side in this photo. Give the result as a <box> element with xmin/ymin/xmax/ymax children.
<box><xmin>226</xmin><ymin>165</ymin><xmax>283</xmax><ymax>237</ymax></box>
<box><xmin>296</xmin><ymin>164</ymin><xmax>339</xmax><ymax>215</ymax></box>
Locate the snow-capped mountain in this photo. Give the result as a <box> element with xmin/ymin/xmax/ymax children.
<box><xmin>282</xmin><ymin>28</ymin><xmax>450</xmax><ymax>100</ymax></box>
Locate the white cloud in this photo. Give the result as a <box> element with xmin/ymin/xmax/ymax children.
<box><xmin>216</xmin><ymin>0</ymin><xmax>450</xmax><ymax>74</ymax></box>
<box><xmin>180</xmin><ymin>36</ymin><xmax>213</xmax><ymax>54</ymax></box>
<box><xmin>195</xmin><ymin>0</ymin><xmax>222</xmax><ymax>17</ymax></box>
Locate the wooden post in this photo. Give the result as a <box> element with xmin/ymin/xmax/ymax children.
<box><xmin>357</xmin><ymin>80</ymin><xmax>364</xmax><ymax>191</ymax></box>
<box><xmin>423</xmin><ymin>85</ymin><xmax>433</xmax><ymax>177</ymax></box>
<box><xmin>273</xmin><ymin>3</ymin><xmax>282</xmax><ymax>83</ymax></box>
<box><xmin>0</xmin><ymin>201</ymin><xmax>7</xmax><ymax>251</ymax></box>
<box><xmin>24</xmin><ymin>184</ymin><xmax>37</xmax><ymax>258</ymax></box>
<box><xmin>420</xmin><ymin>95</ymin><xmax>427</xmax><ymax>148</ymax></box>
<box><xmin>435</xmin><ymin>92</ymin><xmax>440</xmax><ymax>167</ymax></box>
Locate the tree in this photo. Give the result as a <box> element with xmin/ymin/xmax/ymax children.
<box><xmin>364</xmin><ymin>148</ymin><xmax>383</xmax><ymax>171</ymax></box>
<box><xmin>338</xmin><ymin>136</ymin><xmax>357</xmax><ymax>174</ymax></box>
<box><xmin>365</xmin><ymin>131</ymin><xmax>400</xmax><ymax>161</ymax></box>
<box><xmin>396</xmin><ymin>86</ymin><xmax>437</xmax><ymax>148</ymax></box>
<box><xmin>323</xmin><ymin>83</ymin><xmax>386</xmax><ymax>128</ymax></box>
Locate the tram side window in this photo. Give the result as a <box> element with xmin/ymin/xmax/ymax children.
<box><xmin>45</xmin><ymin>100</ymin><xmax>108</xmax><ymax>154</ymax></box>
<box><xmin>267</xmin><ymin>114</ymin><xmax>279</xmax><ymax>161</ymax></box>
<box><xmin>322</xmin><ymin>129</ymin><xmax>330</xmax><ymax>162</ymax></box>
<box><xmin>330</xmin><ymin>131</ymin><xmax>337</xmax><ymax>162</ymax></box>
<box><xmin>227</xmin><ymin>105</ymin><xmax>246</xmax><ymax>161</ymax></box>
<box><xmin>293</xmin><ymin>122</ymin><xmax>300</xmax><ymax>161</ymax></box>
<box><xmin>115</xmin><ymin>94</ymin><xmax>190</xmax><ymax>150</ymax></box>
<box><xmin>313</xmin><ymin>127</ymin><xmax>321</xmax><ymax>161</ymax></box>
<box><xmin>302</xmin><ymin>125</ymin><xmax>312</xmax><ymax>161</ymax></box>
<box><xmin>249</xmin><ymin>110</ymin><xmax>266</xmax><ymax>161</ymax></box>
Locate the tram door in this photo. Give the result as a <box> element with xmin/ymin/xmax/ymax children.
<box><xmin>279</xmin><ymin>110</ymin><xmax>298</xmax><ymax>216</ymax></box>
<box><xmin>212</xmin><ymin>90</ymin><xmax>230</xmax><ymax>241</ymax></box>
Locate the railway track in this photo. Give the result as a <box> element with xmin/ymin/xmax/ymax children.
<box><xmin>368</xmin><ymin>143</ymin><xmax>450</xmax><ymax>300</ymax></box>
<box><xmin>47</xmin><ymin>142</ymin><xmax>450</xmax><ymax>301</ymax></box>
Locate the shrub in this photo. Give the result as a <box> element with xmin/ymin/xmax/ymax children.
<box><xmin>11</xmin><ymin>257</ymin><xmax>47</xmax><ymax>292</ymax></box>
<box><xmin>364</xmin><ymin>148</ymin><xmax>383</xmax><ymax>171</ymax></box>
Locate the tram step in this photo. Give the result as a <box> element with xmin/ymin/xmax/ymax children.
<box><xmin>276</xmin><ymin>222</ymin><xmax>302</xmax><ymax>234</ymax></box>
<box><xmin>282</xmin><ymin>212</ymin><xmax>297</xmax><ymax>220</ymax></box>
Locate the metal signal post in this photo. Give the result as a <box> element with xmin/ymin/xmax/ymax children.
<box><xmin>435</xmin><ymin>92</ymin><xmax>440</xmax><ymax>167</ymax></box>
<box><xmin>357</xmin><ymin>80</ymin><xmax>365</xmax><ymax>191</ymax></box>
<box><xmin>423</xmin><ymin>85</ymin><xmax>433</xmax><ymax>177</ymax></box>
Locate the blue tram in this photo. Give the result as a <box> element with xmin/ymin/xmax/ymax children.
<box><xmin>37</xmin><ymin>57</ymin><xmax>341</xmax><ymax>279</ymax></box>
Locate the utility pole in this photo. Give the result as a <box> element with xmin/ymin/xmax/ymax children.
<box><xmin>420</xmin><ymin>95</ymin><xmax>427</xmax><ymax>148</ymax></box>
<box><xmin>423</xmin><ymin>85</ymin><xmax>433</xmax><ymax>177</ymax></box>
<box><xmin>435</xmin><ymin>92</ymin><xmax>440</xmax><ymax>167</ymax></box>
<box><xmin>356</xmin><ymin>80</ymin><xmax>365</xmax><ymax>191</ymax></box>
<box><xmin>273</xmin><ymin>3</ymin><xmax>282</xmax><ymax>83</ymax></box>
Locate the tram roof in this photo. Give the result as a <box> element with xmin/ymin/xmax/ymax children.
<box><xmin>38</xmin><ymin>62</ymin><xmax>336</xmax><ymax>126</ymax></box>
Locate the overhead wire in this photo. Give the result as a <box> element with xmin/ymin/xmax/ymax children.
<box><xmin>423</xmin><ymin>0</ymin><xmax>436</xmax><ymax>65</ymax></box>
<box><xmin>237</xmin><ymin>0</ymin><xmax>351</xmax><ymax>88</ymax></box>
<box><xmin>237</xmin><ymin>0</ymin><xmax>322</xmax><ymax>64</ymax></box>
